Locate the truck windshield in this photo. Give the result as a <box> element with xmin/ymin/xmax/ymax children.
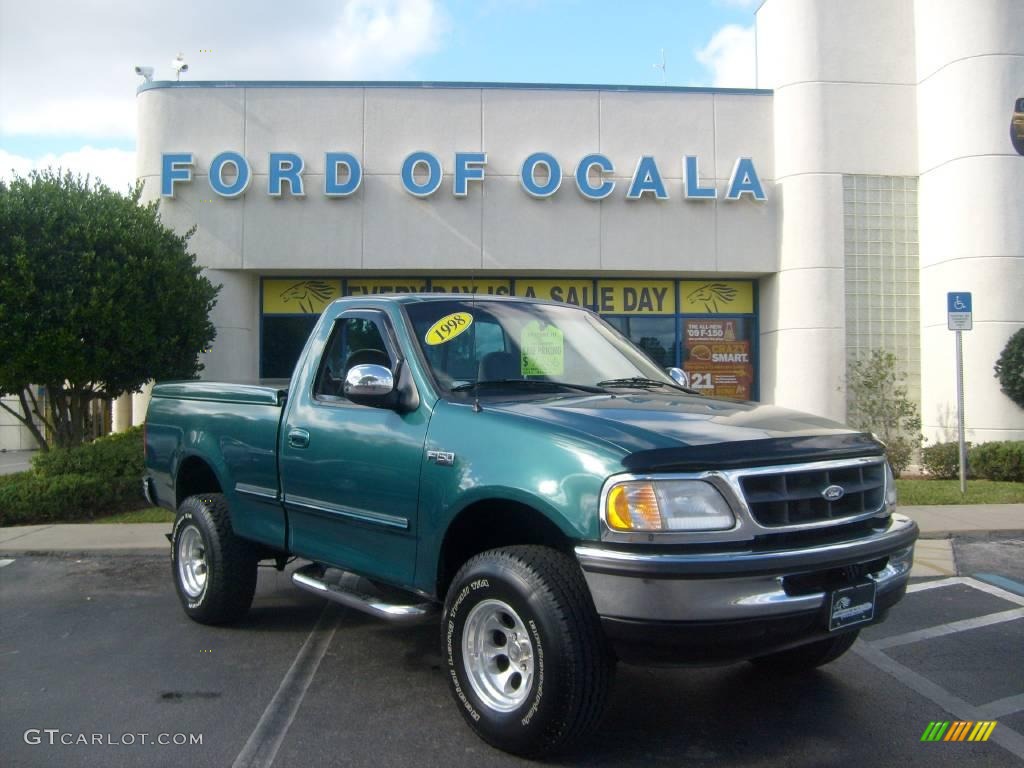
<box><xmin>404</xmin><ymin>299</ymin><xmax>684</xmax><ymax>395</ymax></box>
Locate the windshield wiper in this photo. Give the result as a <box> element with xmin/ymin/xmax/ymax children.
<box><xmin>451</xmin><ymin>379</ymin><xmax>607</xmax><ymax>394</ymax></box>
<box><xmin>596</xmin><ymin>377</ymin><xmax>697</xmax><ymax>394</ymax></box>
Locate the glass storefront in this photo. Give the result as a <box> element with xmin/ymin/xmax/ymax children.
<box><xmin>260</xmin><ymin>277</ymin><xmax>758</xmax><ymax>399</ymax></box>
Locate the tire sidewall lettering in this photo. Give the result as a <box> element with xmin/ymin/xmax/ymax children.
<box><xmin>172</xmin><ymin>505</ymin><xmax>208</xmax><ymax>609</ymax></box>
<box><xmin>446</xmin><ymin>571</ymin><xmax>547</xmax><ymax>734</ymax></box>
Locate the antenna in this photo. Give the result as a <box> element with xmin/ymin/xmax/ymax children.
<box><xmin>471</xmin><ymin>272</ymin><xmax>481</xmax><ymax>412</ymax></box>
<box><xmin>652</xmin><ymin>49</ymin><xmax>667</xmax><ymax>85</ymax></box>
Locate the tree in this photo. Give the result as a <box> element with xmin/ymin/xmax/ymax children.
<box><xmin>846</xmin><ymin>349</ymin><xmax>922</xmax><ymax>477</ymax></box>
<box><xmin>994</xmin><ymin>328</ymin><xmax>1024</xmax><ymax>409</ymax></box>
<box><xmin>0</xmin><ymin>169</ymin><xmax>219</xmax><ymax>450</ymax></box>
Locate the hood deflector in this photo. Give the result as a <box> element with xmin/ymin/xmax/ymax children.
<box><xmin>621</xmin><ymin>433</ymin><xmax>886</xmax><ymax>474</ymax></box>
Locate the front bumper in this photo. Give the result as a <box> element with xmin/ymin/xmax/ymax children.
<box><xmin>575</xmin><ymin>513</ymin><xmax>918</xmax><ymax>664</ymax></box>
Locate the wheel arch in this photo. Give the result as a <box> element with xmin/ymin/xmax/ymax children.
<box><xmin>436</xmin><ymin>497</ymin><xmax>576</xmax><ymax>599</ymax></box>
<box><xmin>175</xmin><ymin>454</ymin><xmax>225</xmax><ymax>509</ymax></box>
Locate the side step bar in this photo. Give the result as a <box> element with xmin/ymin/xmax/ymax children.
<box><xmin>292</xmin><ymin>563</ymin><xmax>438</xmax><ymax>625</ymax></box>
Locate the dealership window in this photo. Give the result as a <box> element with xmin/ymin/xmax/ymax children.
<box><xmin>259</xmin><ymin>277</ymin><xmax>758</xmax><ymax>400</ymax></box>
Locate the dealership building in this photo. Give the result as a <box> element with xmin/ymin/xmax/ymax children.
<box><xmin>4</xmin><ymin>0</ymin><xmax>1020</xmax><ymax>451</ymax></box>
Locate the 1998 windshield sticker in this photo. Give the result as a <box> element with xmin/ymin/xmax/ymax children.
<box><xmin>425</xmin><ymin>312</ymin><xmax>474</xmax><ymax>346</ymax></box>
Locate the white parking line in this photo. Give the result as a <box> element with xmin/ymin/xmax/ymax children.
<box><xmin>981</xmin><ymin>693</ymin><xmax>1024</xmax><ymax>719</ymax></box>
<box><xmin>232</xmin><ymin>603</ymin><xmax>341</xmax><ymax>768</ymax></box>
<box><xmin>0</xmin><ymin>559</ymin><xmax>15</xmax><ymax>568</ymax></box>
<box><xmin>871</xmin><ymin>608</ymin><xmax>1024</xmax><ymax>650</ymax></box>
<box><xmin>855</xmin><ymin>574</ymin><xmax>1024</xmax><ymax>760</ymax></box>
<box><xmin>907</xmin><ymin>576</ymin><xmax>1024</xmax><ymax>607</ymax></box>
<box><xmin>853</xmin><ymin>640</ymin><xmax>1024</xmax><ymax>760</ymax></box>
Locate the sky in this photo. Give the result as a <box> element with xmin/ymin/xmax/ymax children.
<box><xmin>0</xmin><ymin>0</ymin><xmax>761</xmax><ymax>193</ymax></box>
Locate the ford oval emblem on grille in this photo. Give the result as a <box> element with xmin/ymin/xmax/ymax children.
<box><xmin>822</xmin><ymin>484</ymin><xmax>845</xmax><ymax>502</ymax></box>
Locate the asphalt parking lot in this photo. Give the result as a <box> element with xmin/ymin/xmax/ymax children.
<box><xmin>1</xmin><ymin>535</ymin><xmax>1022</xmax><ymax>768</ymax></box>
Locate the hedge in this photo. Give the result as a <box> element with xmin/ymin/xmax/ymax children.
<box><xmin>921</xmin><ymin>442</ymin><xmax>968</xmax><ymax>480</ymax></box>
<box><xmin>0</xmin><ymin>427</ymin><xmax>146</xmax><ymax>526</ymax></box>
<box><xmin>970</xmin><ymin>441</ymin><xmax>1024</xmax><ymax>483</ymax></box>
<box><xmin>32</xmin><ymin>427</ymin><xmax>144</xmax><ymax>479</ymax></box>
<box><xmin>922</xmin><ymin>440</ymin><xmax>1024</xmax><ymax>483</ymax></box>
<box><xmin>0</xmin><ymin>473</ymin><xmax>138</xmax><ymax>526</ymax></box>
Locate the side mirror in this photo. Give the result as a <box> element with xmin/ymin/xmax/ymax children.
<box><xmin>666</xmin><ymin>367</ymin><xmax>691</xmax><ymax>388</ymax></box>
<box><xmin>344</xmin><ymin>364</ymin><xmax>395</xmax><ymax>407</ymax></box>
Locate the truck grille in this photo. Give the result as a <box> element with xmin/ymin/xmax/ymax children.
<box><xmin>739</xmin><ymin>461</ymin><xmax>886</xmax><ymax>527</ymax></box>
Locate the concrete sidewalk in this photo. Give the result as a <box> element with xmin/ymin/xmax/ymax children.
<box><xmin>0</xmin><ymin>505</ymin><xmax>1019</xmax><ymax>559</ymax></box>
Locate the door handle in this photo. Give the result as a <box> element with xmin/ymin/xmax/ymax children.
<box><xmin>287</xmin><ymin>428</ymin><xmax>310</xmax><ymax>449</ymax></box>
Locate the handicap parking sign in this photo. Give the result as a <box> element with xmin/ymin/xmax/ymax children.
<box><xmin>947</xmin><ymin>292</ymin><xmax>972</xmax><ymax>330</ymax></box>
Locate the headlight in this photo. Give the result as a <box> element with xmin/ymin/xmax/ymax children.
<box><xmin>884</xmin><ymin>462</ymin><xmax>897</xmax><ymax>514</ymax></box>
<box><xmin>604</xmin><ymin>479</ymin><xmax>735</xmax><ymax>532</ymax></box>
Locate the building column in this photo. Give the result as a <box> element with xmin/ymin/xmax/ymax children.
<box><xmin>131</xmin><ymin>381</ymin><xmax>154</xmax><ymax>426</ymax></box>
<box><xmin>111</xmin><ymin>393</ymin><xmax>133</xmax><ymax>433</ymax></box>
<box><xmin>915</xmin><ymin>0</ymin><xmax>1024</xmax><ymax>442</ymax></box>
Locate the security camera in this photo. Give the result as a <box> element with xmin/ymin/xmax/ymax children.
<box><xmin>134</xmin><ymin>65</ymin><xmax>154</xmax><ymax>82</ymax></box>
<box><xmin>172</xmin><ymin>53</ymin><xmax>189</xmax><ymax>80</ymax></box>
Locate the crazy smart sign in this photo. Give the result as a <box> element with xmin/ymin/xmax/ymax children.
<box><xmin>161</xmin><ymin>151</ymin><xmax>766</xmax><ymax>202</ymax></box>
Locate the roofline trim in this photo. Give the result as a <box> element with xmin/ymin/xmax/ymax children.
<box><xmin>137</xmin><ymin>80</ymin><xmax>772</xmax><ymax>96</ymax></box>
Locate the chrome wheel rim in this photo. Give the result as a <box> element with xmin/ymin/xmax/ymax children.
<box><xmin>177</xmin><ymin>525</ymin><xmax>208</xmax><ymax>599</ymax></box>
<box><xmin>461</xmin><ymin>599</ymin><xmax>535</xmax><ymax>712</ymax></box>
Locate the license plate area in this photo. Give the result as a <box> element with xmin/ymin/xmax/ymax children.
<box><xmin>828</xmin><ymin>580</ymin><xmax>876</xmax><ymax>631</ymax></box>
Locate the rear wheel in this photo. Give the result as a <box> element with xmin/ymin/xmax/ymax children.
<box><xmin>749</xmin><ymin>630</ymin><xmax>860</xmax><ymax>672</ymax></box>
<box><xmin>171</xmin><ymin>494</ymin><xmax>258</xmax><ymax>625</ymax></box>
<box><xmin>442</xmin><ymin>545</ymin><xmax>614</xmax><ymax>757</ymax></box>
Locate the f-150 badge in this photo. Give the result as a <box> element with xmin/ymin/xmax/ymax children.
<box><xmin>427</xmin><ymin>450</ymin><xmax>455</xmax><ymax>466</ymax></box>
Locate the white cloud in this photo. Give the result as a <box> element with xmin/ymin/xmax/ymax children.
<box><xmin>0</xmin><ymin>147</ymin><xmax>138</xmax><ymax>193</ymax></box>
<box><xmin>695</xmin><ymin>24</ymin><xmax>756</xmax><ymax>88</ymax></box>
<box><xmin>0</xmin><ymin>0</ymin><xmax>446</xmax><ymax>140</ymax></box>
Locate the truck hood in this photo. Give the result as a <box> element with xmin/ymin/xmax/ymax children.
<box><xmin>485</xmin><ymin>393</ymin><xmax>884</xmax><ymax>471</ymax></box>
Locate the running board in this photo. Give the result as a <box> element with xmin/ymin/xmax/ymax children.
<box><xmin>291</xmin><ymin>564</ymin><xmax>437</xmax><ymax>625</ymax></box>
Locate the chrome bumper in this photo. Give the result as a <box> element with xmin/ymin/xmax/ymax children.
<box><xmin>575</xmin><ymin>514</ymin><xmax>917</xmax><ymax>623</ymax></box>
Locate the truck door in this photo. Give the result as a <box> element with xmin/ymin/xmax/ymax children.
<box><xmin>279</xmin><ymin>308</ymin><xmax>428</xmax><ymax>586</ymax></box>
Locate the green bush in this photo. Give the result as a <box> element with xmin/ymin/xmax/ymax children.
<box><xmin>0</xmin><ymin>427</ymin><xmax>146</xmax><ymax>525</ymax></box>
<box><xmin>884</xmin><ymin>436</ymin><xmax>916</xmax><ymax>479</ymax></box>
<box><xmin>970</xmin><ymin>441</ymin><xmax>1024</xmax><ymax>482</ymax></box>
<box><xmin>921</xmin><ymin>441</ymin><xmax>969</xmax><ymax>479</ymax></box>
<box><xmin>32</xmin><ymin>426</ymin><xmax>143</xmax><ymax>479</ymax></box>
<box><xmin>994</xmin><ymin>329</ymin><xmax>1024</xmax><ymax>409</ymax></box>
<box><xmin>0</xmin><ymin>472</ymin><xmax>138</xmax><ymax>526</ymax></box>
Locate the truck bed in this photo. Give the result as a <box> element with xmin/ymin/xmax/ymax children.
<box><xmin>146</xmin><ymin>379</ymin><xmax>290</xmax><ymax>547</ymax></box>
<box><xmin>151</xmin><ymin>379</ymin><xmax>290</xmax><ymax>406</ymax></box>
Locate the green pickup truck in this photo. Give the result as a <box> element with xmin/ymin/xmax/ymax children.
<box><xmin>144</xmin><ymin>294</ymin><xmax>918</xmax><ymax>756</ymax></box>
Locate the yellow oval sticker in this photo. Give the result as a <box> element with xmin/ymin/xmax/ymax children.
<box><xmin>425</xmin><ymin>312</ymin><xmax>474</xmax><ymax>346</ymax></box>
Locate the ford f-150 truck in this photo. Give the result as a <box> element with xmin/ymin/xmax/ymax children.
<box><xmin>144</xmin><ymin>294</ymin><xmax>918</xmax><ymax>756</ymax></box>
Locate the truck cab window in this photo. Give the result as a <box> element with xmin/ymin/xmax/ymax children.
<box><xmin>315</xmin><ymin>317</ymin><xmax>392</xmax><ymax>399</ymax></box>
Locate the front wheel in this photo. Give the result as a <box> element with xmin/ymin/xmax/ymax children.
<box><xmin>749</xmin><ymin>629</ymin><xmax>860</xmax><ymax>672</ymax></box>
<box><xmin>442</xmin><ymin>546</ymin><xmax>614</xmax><ymax>757</ymax></box>
<box><xmin>171</xmin><ymin>494</ymin><xmax>258</xmax><ymax>625</ymax></box>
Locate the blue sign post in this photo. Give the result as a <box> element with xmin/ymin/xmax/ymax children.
<box><xmin>947</xmin><ymin>292</ymin><xmax>973</xmax><ymax>493</ymax></box>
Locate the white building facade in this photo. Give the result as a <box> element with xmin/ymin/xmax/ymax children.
<box><xmin>6</xmin><ymin>0</ymin><xmax>1019</xmax><ymax>451</ymax></box>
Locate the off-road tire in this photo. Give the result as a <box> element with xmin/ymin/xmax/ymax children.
<box><xmin>171</xmin><ymin>493</ymin><xmax>258</xmax><ymax>625</ymax></box>
<box><xmin>749</xmin><ymin>629</ymin><xmax>860</xmax><ymax>672</ymax></box>
<box><xmin>442</xmin><ymin>545</ymin><xmax>614</xmax><ymax>757</ymax></box>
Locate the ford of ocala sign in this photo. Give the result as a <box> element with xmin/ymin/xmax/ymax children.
<box><xmin>161</xmin><ymin>151</ymin><xmax>766</xmax><ymax>202</ymax></box>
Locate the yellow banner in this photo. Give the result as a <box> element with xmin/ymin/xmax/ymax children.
<box><xmin>429</xmin><ymin>279</ymin><xmax>511</xmax><ymax>296</ymax></box>
<box><xmin>345</xmin><ymin>278</ymin><xmax>430</xmax><ymax>296</ymax></box>
<box><xmin>595</xmin><ymin>281</ymin><xmax>676</xmax><ymax>314</ymax></box>
<box><xmin>680</xmin><ymin>280</ymin><xmax>754</xmax><ymax>314</ymax></box>
<box><xmin>263</xmin><ymin>279</ymin><xmax>341</xmax><ymax>314</ymax></box>
<box><xmin>515</xmin><ymin>280</ymin><xmax>595</xmax><ymax>307</ymax></box>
